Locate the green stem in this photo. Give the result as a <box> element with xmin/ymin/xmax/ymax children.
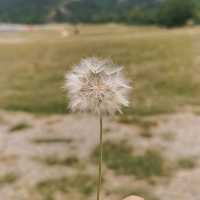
<box><xmin>97</xmin><ymin>113</ymin><xmax>103</xmax><ymax>200</ymax></box>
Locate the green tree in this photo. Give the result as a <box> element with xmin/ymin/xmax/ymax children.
<box><xmin>127</xmin><ymin>7</ymin><xmax>158</xmax><ymax>25</ymax></box>
<box><xmin>158</xmin><ymin>0</ymin><xmax>195</xmax><ymax>27</ymax></box>
<box><xmin>193</xmin><ymin>0</ymin><xmax>200</xmax><ymax>24</ymax></box>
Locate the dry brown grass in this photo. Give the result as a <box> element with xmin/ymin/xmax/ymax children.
<box><xmin>0</xmin><ymin>24</ymin><xmax>200</xmax><ymax>116</ymax></box>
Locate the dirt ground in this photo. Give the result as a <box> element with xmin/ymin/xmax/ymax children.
<box><xmin>0</xmin><ymin>110</ymin><xmax>200</xmax><ymax>200</ymax></box>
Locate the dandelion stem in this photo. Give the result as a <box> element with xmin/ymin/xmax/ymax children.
<box><xmin>97</xmin><ymin>113</ymin><xmax>103</xmax><ymax>200</ymax></box>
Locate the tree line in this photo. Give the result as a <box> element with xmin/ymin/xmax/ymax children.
<box><xmin>0</xmin><ymin>0</ymin><xmax>199</xmax><ymax>27</ymax></box>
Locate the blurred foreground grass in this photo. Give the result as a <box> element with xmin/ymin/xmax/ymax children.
<box><xmin>0</xmin><ymin>24</ymin><xmax>200</xmax><ymax>116</ymax></box>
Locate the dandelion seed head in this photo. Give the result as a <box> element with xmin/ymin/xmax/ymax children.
<box><xmin>65</xmin><ymin>57</ymin><xmax>130</xmax><ymax>115</ymax></box>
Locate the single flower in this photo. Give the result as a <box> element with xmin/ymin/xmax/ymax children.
<box><xmin>65</xmin><ymin>57</ymin><xmax>130</xmax><ymax>115</ymax></box>
<box><xmin>64</xmin><ymin>57</ymin><xmax>131</xmax><ymax>200</ymax></box>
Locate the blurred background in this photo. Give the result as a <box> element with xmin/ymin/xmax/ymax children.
<box><xmin>0</xmin><ymin>0</ymin><xmax>200</xmax><ymax>199</ymax></box>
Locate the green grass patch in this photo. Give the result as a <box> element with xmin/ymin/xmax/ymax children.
<box><xmin>140</xmin><ymin>130</ymin><xmax>153</xmax><ymax>138</ymax></box>
<box><xmin>31</xmin><ymin>138</ymin><xmax>73</xmax><ymax>144</ymax></box>
<box><xmin>9</xmin><ymin>122</ymin><xmax>31</xmax><ymax>132</ymax></box>
<box><xmin>92</xmin><ymin>141</ymin><xmax>170</xmax><ymax>179</ymax></box>
<box><xmin>36</xmin><ymin>173</ymin><xmax>96</xmax><ymax>200</ymax></box>
<box><xmin>0</xmin><ymin>173</ymin><xmax>18</xmax><ymax>185</ymax></box>
<box><xmin>177</xmin><ymin>157</ymin><xmax>197</xmax><ymax>170</ymax></box>
<box><xmin>36</xmin><ymin>155</ymin><xmax>79</xmax><ymax>167</ymax></box>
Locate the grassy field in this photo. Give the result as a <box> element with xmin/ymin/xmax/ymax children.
<box><xmin>1</xmin><ymin>25</ymin><xmax>200</xmax><ymax>200</ymax></box>
<box><xmin>0</xmin><ymin>24</ymin><xmax>200</xmax><ymax>116</ymax></box>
